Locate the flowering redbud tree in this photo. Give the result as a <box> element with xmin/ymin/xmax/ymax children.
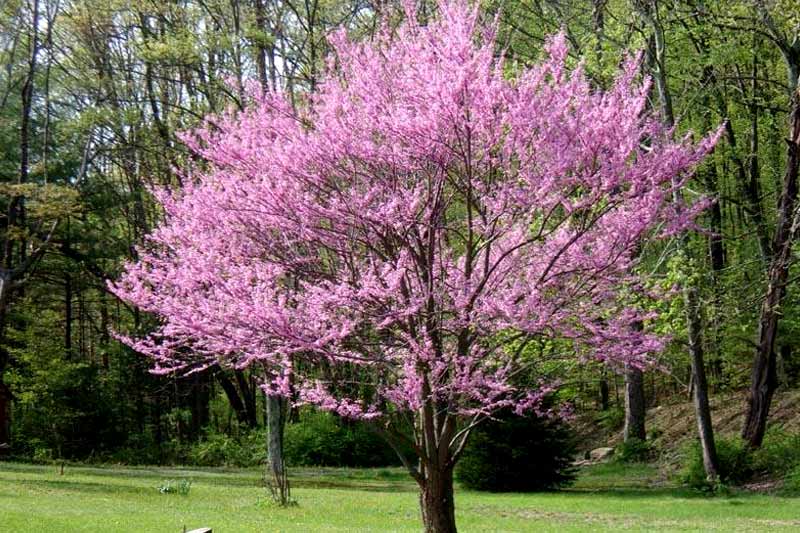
<box><xmin>111</xmin><ymin>2</ymin><xmax>718</xmax><ymax>531</ymax></box>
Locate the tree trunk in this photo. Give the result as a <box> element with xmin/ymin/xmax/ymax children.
<box><xmin>638</xmin><ymin>0</ymin><xmax>718</xmax><ymax>477</ymax></box>
<box><xmin>599</xmin><ymin>375</ymin><xmax>610</xmax><ymax>411</ymax></box>
<box><xmin>419</xmin><ymin>463</ymin><xmax>457</xmax><ymax>533</ymax></box>
<box><xmin>0</xmin><ymin>382</ymin><xmax>9</xmax><ymax>448</ymax></box>
<box><xmin>685</xmin><ymin>285</ymin><xmax>719</xmax><ymax>480</ymax></box>
<box><xmin>235</xmin><ymin>369</ymin><xmax>258</xmax><ymax>427</ymax></box>
<box><xmin>64</xmin><ymin>274</ymin><xmax>72</xmax><ymax>358</ymax></box>
<box><xmin>742</xmin><ymin>87</ymin><xmax>800</xmax><ymax>448</ymax></box>
<box><xmin>623</xmin><ymin>364</ymin><xmax>646</xmax><ymax>442</ymax></box>
<box><xmin>215</xmin><ymin>369</ymin><xmax>255</xmax><ymax>428</ymax></box>
<box><xmin>266</xmin><ymin>394</ymin><xmax>290</xmax><ymax>505</ymax></box>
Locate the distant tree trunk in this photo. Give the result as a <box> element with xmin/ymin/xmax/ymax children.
<box><xmin>685</xmin><ymin>285</ymin><xmax>719</xmax><ymax>480</ymax></box>
<box><xmin>215</xmin><ymin>370</ymin><xmax>252</xmax><ymax>427</ymax></box>
<box><xmin>623</xmin><ymin>364</ymin><xmax>646</xmax><ymax>442</ymax></box>
<box><xmin>0</xmin><ymin>381</ymin><xmax>9</xmax><ymax>448</ymax></box>
<box><xmin>742</xmin><ymin>87</ymin><xmax>800</xmax><ymax>448</ymax></box>
<box><xmin>100</xmin><ymin>292</ymin><xmax>110</xmax><ymax>370</ymax></box>
<box><xmin>636</xmin><ymin>0</ymin><xmax>719</xmax><ymax>478</ymax></box>
<box><xmin>235</xmin><ymin>370</ymin><xmax>258</xmax><ymax>427</ymax></box>
<box><xmin>64</xmin><ymin>274</ymin><xmax>72</xmax><ymax>358</ymax></box>
<box><xmin>780</xmin><ymin>344</ymin><xmax>794</xmax><ymax>385</ymax></box>
<box><xmin>190</xmin><ymin>372</ymin><xmax>210</xmax><ymax>438</ymax></box>
<box><xmin>266</xmin><ymin>394</ymin><xmax>290</xmax><ymax>505</ymax></box>
<box><xmin>599</xmin><ymin>375</ymin><xmax>610</xmax><ymax>411</ymax></box>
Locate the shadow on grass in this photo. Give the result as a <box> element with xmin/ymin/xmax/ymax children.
<box><xmin>290</xmin><ymin>478</ymin><xmax>416</xmax><ymax>492</ymax></box>
<box><xmin>0</xmin><ymin>463</ymin><xmax>417</xmax><ymax>494</ymax></box>
<box><xmin>10</xmin><ymin>477</ymin><xmax>151</xmax><ymax>496</ymax></box>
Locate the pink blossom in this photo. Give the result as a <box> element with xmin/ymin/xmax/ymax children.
<box><xmin>110</xmin><ymin>1</ymin><xmax>717</xmax><ymax>426</ymax></box>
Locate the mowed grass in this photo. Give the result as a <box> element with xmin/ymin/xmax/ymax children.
<box><xmin>2</xmin><ymin>461</ymin><xmax>800</xmax><ymax>532</ymax></box>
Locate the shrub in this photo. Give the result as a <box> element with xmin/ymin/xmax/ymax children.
<box><xmin>615</xmin><ymin>437</ymin><xmax>653</xmax><ymax>463</ymax></box>
<box><xmin>596</xmin><ymin>407</ymin><xmax>625</xmax><ymax>433</ymax></box>
<box><xmin>455</xmin><ymin>410</ymin><xmax>577</xmax><ymax>492</ymax></box>
<box><xmin>782</xmin><ymin>464</ymin><xmax>800</xmax><ymax>493</ymax></box>
<box><xmin>187</xmin><ymin>428</ymin><xmax>266</xmax><ymax>467</ymax></box>
<box><xmin>682</xmin><ymin>437</ymin><xmax>753</xmax><ymax>489</ymax></box>
<box><xmin>284</xmin><ymin>409</ymin><xmax>401</xmax><ymax>467</ymax></box>
<box><xmin>752</xmin><ymin>429</ymin><xmax>800</xmax><ymax>476</ymax></box>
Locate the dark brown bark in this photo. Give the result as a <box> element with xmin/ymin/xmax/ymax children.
<box><xmin>64</xmin><ymin>274</ymin><xmax>72</xmax><ymax>358</ymax></box>
<box><xmin>419</xmin><ymin>463</ymin><xmax>457</xmax><ymax>533</ymax></box>
<box><xmin>235</xmin><ymin>369</ymin><xmax>258</xmax><ymax>427</ymax></box>
<box><xmin>215</xmin><ymin>369</ymin><xmax>253</xmax><ymax>428</ymax></box>
<box><xmin>0</xmin><ymin>382</ymin><xmax>10</xmax><ymax>448</ymax></box>
<box><xmin>623</xmin><ymin>364</ymin><xmax>646</xmax><ymax>442</ymax></box>
<box><xmin>742</xmin><ymin>87</ymin><xmax>800</xmax><ymax>448</ymax></box>
<box><xmin>190</xmin><ymin>373</ymin><xmax>210</xmax><ymax>438</ymax></box>
<box><xmin>100</xmin><ymin>292</ymin><xmax>109</xmax><ymax>370</ymax></box>
<box><xmin>599</xmin><ymin>375</ymin><xmax>610</xmax><ymax>411</ymax></box>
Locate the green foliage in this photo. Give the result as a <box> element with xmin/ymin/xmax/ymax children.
<box><xmin>455</xmin><ymin>410</ymin><xmax>577</xmax><ymax>492</ymax></box>
<box><xmin>284</xmin><ymin>410</ymin><xmax>401</xmax><ymax>468</ymax></box>
<box><xmin>187</xmin><ymin>429</ymin><xmax>267</xmax><ymax>468</ymax></box>
<box><xmin>597</xmin><ymin>406</ymin><xmax>625</xmax><ymax>433</ymax></box>
<box><xmin>682</xmin><ymin>437</ymin><xmax>753</xmax><ymax>490</ymax></box>
<box><xmin>751</xmin><ymin>429</ymin><xmax>800</xmax><ymax>476</ymax></box>
<box><xmin>781</xmin><ymin>464</ymin><xmax>800</xmax><ymax>493</ymax></box>
<box><xmin>615</xmin><ymin>438</ymin><xmax>653</xmax><ymax>463</ymax></box>
<box><xmin>7</xmin><ymin>307</ymin><xmax>124</xmax><ymax>460</ymax></box>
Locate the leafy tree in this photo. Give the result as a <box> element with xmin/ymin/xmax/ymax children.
<box><xmin>111</xmin><ymin>2</ymin><xmax>718</xmax><ymax>530</ymax></box>
<box><xmin>455</xmin><ymin>408</ymin><xmax>577</xmax><ymax>492</ymax></box>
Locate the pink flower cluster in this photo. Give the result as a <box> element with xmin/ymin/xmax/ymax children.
<box><xmin>110</xmin><ymin>0</ymin><xmax>719</xmax><ymax>420</ymax></box>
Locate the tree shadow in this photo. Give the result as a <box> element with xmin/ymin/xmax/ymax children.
<box><xmin>10</xmin><ymin>477</ymin><xmax>150</xmax><ymax>496</ymax></box>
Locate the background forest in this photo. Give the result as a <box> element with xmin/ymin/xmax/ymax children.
<box><xmin>1</xmin><ymin>0</ymin><xmax>800</xmax><ymax>480</ymax></box>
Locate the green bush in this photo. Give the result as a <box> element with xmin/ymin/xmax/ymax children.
<box><xmin>682</xmin><ymin>437</ymin><xmax>753</xmax><ymax>489</ymax></box>
<box><xmin>782</xmin><ymin>464</ymin><xmax>800</xmax><ymax>493</ymax></box>
<box><xmin>284</xmin><ymin>409</ymin><xmax>401</xmax><ymax>467</ymax></box>
<box><xmin>615</xmin><ymin>437</ymin><xmax>653</xmax><ymax>463</ymax></box>
<box><xmin>596</xmin><ymin>407</ymin><xmax>625</xmax><ymax>433</ymax></box>
<box><xmin>187</xmin><ymin>429</ymin><xmax>267</xmax><ymax>467</ymax></box>
<box><xmin>455</xmin><ymin>410</ymin><xmax>577</xmax><ymax>492</ymax></box>
<box><xmin>752</xmin><ymin>429</ymin><xmax>800</xmax><ymax>476</ymax></box>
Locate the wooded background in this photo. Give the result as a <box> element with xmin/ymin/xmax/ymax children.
<box><xmin>1</xmin><ymin>0</ymin><xmax>799</xmax><ymax>464</ymax></box>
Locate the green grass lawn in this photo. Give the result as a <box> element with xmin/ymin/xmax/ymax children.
<box><xmin>1</xmin><ymin>461</ymin><xmax>799</xmax><ymax>532</ymax></box>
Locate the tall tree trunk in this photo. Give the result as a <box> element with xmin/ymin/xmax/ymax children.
<box><xmin>742</xmin><ymin>87</ymin><xmax>800</xmax><ymax>448</ymax></box>
<box><xmin>623</xmin><ymin>364</ymin><xmax>646</xmax><ymax>442</ymax></box>
<box><xmin>685</xmin><ymin>286</ymin><xmax>719</xmax><ymax>480</ymax></box>
<box><xmin>266</xmin><ymin>394</ymin><xmax>290</xmax><ymax>505</ymax></box>
<box><xmin>599</xmin><ymin>374</ymin><xmax>610</xmax><ymax>411</ymax></box>
<box><xmin>637</xmin><ymin>0</ymin><xmax>719</xmax><ymax>478</ymax></box>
